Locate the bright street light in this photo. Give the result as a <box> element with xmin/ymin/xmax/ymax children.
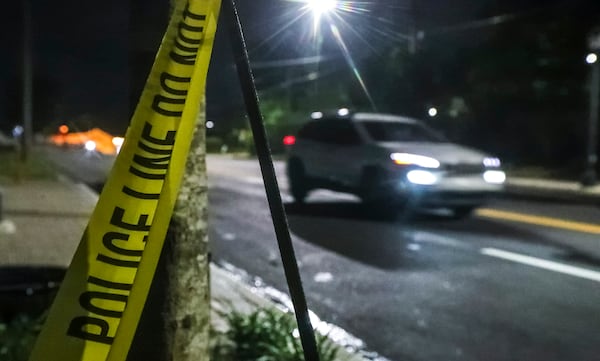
<box><xmin>304</xmin><ymin>0</ymin><xmax>337</xmax><ymax>35</ymax></box>
<box><xmin>586</xmin><ymin>53</ymin><xmax>598</xmax><ymax>64</ymax></box>
<box><xmin>306</xmin><ymin>0</ymin><xmax>337</xmax><ymax>16</ymax></box>
<box><xmin>428</xmin><ymin>107</ymin><xmax>438</xmax><ymax>117</ymax></box>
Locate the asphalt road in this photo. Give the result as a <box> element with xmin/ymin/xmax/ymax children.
<box><xmin>43</xmin><ymin>145</ymin><xmax>116</xmax><ymax>191</ymax></box>
<box><xmin>206</xmin><ymin>155</ymin><xmax>600</xmax><ymax>361</ymax></box>
<box><xmin>44</xmin><ymin>148</ymin><xmax>600</xmax><ymax>361</ymax></box>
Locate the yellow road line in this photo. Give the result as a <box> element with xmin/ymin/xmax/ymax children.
<box><xmin>475</xmin><ymin>208</ymin><xmax>600</xmax><ymax>235</ymax></box>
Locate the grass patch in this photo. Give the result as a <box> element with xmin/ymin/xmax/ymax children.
<box><xmin>0</xmin><ymin>148</ymin><xmax>57</xmax><ymax>180</ymax></box>
<box><xmin>212</xmin><ymin>308</ymin><xmax>340</xmax><ymax>361</ymax></box>
<box><xmin>0</xmin><ymin>314</ymin><xmax>44</xmax><ymax>361</ymax></box>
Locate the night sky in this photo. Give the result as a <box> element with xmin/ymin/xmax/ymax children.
<box><xmin>0</xmin><ymin>0</ymin><xmax>580</xmax><ymax>135</ymax></box>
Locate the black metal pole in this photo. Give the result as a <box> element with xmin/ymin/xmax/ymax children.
<box><xmin>22</xmin><ymin>0</ymin><xmax>33</xmax><ymax>161</ymax></box>
<box><xmin>583</xmin><ymin>60</ymin><xmax>599</xmax><ymax>186</ymax></box>
<box><xmin>222</xmin><ymin>1</ymin><xmax>320</xmax><ymax>360</ymax></box>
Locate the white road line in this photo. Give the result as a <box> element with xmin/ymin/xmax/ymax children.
<box><xmin>412</xmin><ymin>231</ymin><xmax>468</xmax><ymax>249</ymax></box>
<box><xmin>243</xmin><ymin>176</ymin><xmax>266</xmax><ymax>185</ymax></box>
<box><xmin>481</xmin><ymin>247</ymin><xmax>600</xmax><ymax>283</ymax></box>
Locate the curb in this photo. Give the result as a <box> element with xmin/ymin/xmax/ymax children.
<box><xmin>212</xmin><ymin>261</ymin><xmax>390</xmax><ymax>361</ymax></box>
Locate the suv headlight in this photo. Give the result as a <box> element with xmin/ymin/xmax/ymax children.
<box><xmin>484</xmin><ymin>170</ymin><xmax>506</xmax><ymax>184</ymax></box>
<box><xmin>391</xmin><ymin>153</ymin><xmax>440</xmax><ymax>169</ymax></box>
<box><xmin>407</xmin><ymin>170</ymin><xmax>438</xmax><ymax>185</ymax></box>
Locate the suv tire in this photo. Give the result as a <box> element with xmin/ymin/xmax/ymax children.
<box><xmin>358</xmin><ymin>166</ymin><xmax>390</xmax><ymax>204</ymax></box>
<box><xmin>288</xmin><ymin>158</ymin><xmax>310</xmax><ymax>203</ymax></box>
<box><xmin>450</xmin><ymin>205</ymin><xmax>477</xmax><ymax>219</ymax></box>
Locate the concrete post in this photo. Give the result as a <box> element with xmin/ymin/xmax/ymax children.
<box><xmin>164</xmin><ymin>100</ymin><xmax>211</xmax><ymax>361</ymax></box>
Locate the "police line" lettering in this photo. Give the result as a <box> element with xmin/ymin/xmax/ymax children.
<box><xmin>64</xmin><ymin>3</ymin><xmax>207</xmax><ymax>345</ymax></box>
<box><xmin>152</xmin><ymin>4</ymin><xmax>206</xmax><ymax>117</ymax></box>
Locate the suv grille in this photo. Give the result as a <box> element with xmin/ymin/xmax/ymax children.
<box><xmin>445</xmin><ymin>163</ymin><xmax>485</xmax><ymax>175</ymax></box>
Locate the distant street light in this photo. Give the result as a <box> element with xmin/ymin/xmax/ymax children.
<box><xmin>586</xmin><ymin>53</ymin><xmax>598</xmax><ymax>64</ymax></box>
<box><xmin>428</xmin><ymin>107</ymin><xmax>438</xmax><ymax>117</ymax></box>
<box><xmin>206</xmin><ymin>120</ymin><xmax>215</xmax><ymax>129</ymax></box>
<box><xmin>337</xmin><ymin>108</ymin><xmax>350</xmax><ymax>116</ymax></box>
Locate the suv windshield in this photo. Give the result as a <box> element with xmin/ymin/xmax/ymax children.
<box><xmin>360</xmin><ymin>121</ymin><xmax>446</xmax><ymax>143</ymax></box>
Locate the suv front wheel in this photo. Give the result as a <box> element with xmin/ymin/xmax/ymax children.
<box><xmin>449</xmin><ymin>205</ymin><xmax>477</xmax><ymax>219</ymax></box>
<box><xmin>287</xmin><ymin>158</ymin><xmax>310</xmax><ymax>203</ymax></box>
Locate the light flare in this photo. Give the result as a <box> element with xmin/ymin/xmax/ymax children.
<box><xmin>269</xmin><ymin>1</ymin><xmax>408</xmax><ymax>101</ymax></box>
<box><xmin>330</xmin><ymin>24</ymin><xmax>377</xmax><ymax>111</ymax></box>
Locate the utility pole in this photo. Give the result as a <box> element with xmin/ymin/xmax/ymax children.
<box><xmin>582</xmin><ymin>29</ymin><xmax>600</xmax><ymax>186</ymax></box>
<box><xmin>22</xmin><ymin>0</ymin><xmax>33</xmax><ymax>161</ymax></box>
<box><xmin>164</xmin><ymin>99</ymin><xmax>211</xmax><ymax>361</ymax></box>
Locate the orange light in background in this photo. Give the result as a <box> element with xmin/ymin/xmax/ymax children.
<box><xmin>49</xmin><ymin>128</ymin><xmax>120</xmax><ymax>155</ymax></box>
<box><xmin>59</xmin><ymin>125</ymin><xmax>69</xmax><ymax>134</ymax></box>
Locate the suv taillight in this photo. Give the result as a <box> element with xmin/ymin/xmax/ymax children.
<box><xmin>283</xmin><ymin>135</ymin><xmax>296</xmax><ymax>146</ymax></box>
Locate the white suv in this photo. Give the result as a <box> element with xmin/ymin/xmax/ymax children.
<box><xmin>286</xmin><ymin>110</ymin><xmax>505</xmax><ymax>217</ymax></box>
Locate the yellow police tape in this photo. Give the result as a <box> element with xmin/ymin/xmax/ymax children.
<box><xmin>28</xmin><ymin>1</ymin><xmax>221</xmax><ymax>360</ymax></box>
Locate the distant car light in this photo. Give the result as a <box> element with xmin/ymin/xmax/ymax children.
<box><xmin>407</xmin><ymin>170</ymin><xmax>437</xmax><ymax>185</ymax></box>
<box><xmin>112</xmin><ymin>137</ymin><xmax>124</xmax><ymax>147</ymax></box>
<box><xmin>484</xmin><ymin>170</ymin><xmax>506</xmax><ymax>184</ymax></box>
<box><xmin>391</xmin><ymin>153</ymin><xmax>440</xmax><ymax>168</ymax></box>
<box><xmin>283</xmin><ymin>135</ymin><xmax>296</xmax><ymax>146</ymax></box>
<box><xmin>84</xmin><ymin>140</ymin><xmax>97</xmax><ymax>151</ymax></box>
<box><xmin>112</xmin><ymin>137</ymin><xmax>125</xmax><ymax>154</ymax></box>
<box><xmin>483</xmin><ymin>157</ymin><xmax>501</xmax><ymax>167</ymax></box>
<box><xmin>59</xmin><ymin>125</ymin><xmax>69</xmax><ymax>134</ymax></box>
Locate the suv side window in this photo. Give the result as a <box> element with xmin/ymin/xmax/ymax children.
<box><xmin>323</xmin><ymin>120</ymin><xmax>361</xmax><ymax>146</ymax></box>
<box><xmin>297</xmin><ymin>121</ymin><xmax>321</xmax><ymax>141</ymax></box>
<box><xmin>298</xmin><ymin>119</ymin><xmax>361</xmax><ymax>145</ymax></box>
